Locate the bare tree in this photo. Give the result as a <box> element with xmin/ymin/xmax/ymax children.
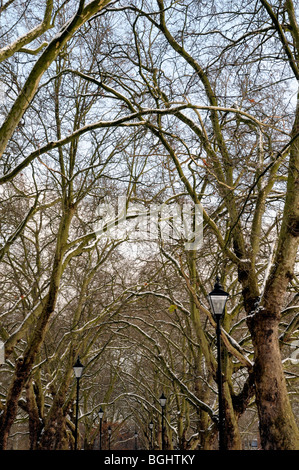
<box><xmin>74</xmin><ymin>0</ymin><xmax>298</xmax><ymax>449</ymax></box>
<box><xmin>0</xmin><ymin>0</ymin><xmax>298</xmax><ymax>451</ymax></box>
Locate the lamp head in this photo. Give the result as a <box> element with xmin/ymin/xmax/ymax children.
<box><xmin>159</xmin><ymin>393</ymin><xmax>167</xmax><ymax>407</ymax></box>
<box><xmin>73</xmin><ymin>355</ymin><xmax>84</xmax><ymax>378</ymax></box>
<box><xmin>208</xmin><ymin>276</ymin><xmax>229</xmax><ymax>319</ymax></box>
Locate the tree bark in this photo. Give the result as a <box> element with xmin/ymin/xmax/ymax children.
<box><xmin>0</xmin><ymin>206</ymin><xmax>74</xmax><ymax>449</ymax></box>
<box><xmin>247</xmin><ymin>95</ymin><xmax>299</xmax><ymax>449</ymax></box>
<box><xmin>26</xmin><ymin>380</ymin><xmax>43</xmax><ymax>450</ymax></box>
<box><xmin>250</xmin><ymin>314</ymin><xmax>299</xmax><ymax>449</ymax></box>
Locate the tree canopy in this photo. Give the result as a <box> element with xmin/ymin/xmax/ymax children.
<box><xmin>0</xmin><ymin>0</ymin><xmax>298</xmax><ymax>450</ymax></box>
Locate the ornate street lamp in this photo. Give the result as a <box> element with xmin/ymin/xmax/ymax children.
<box><xmin>73</xmin><ymin>356</ymin><xmax>84</xmax><ymax>450</ymax></box>
<box><xmin>149</xmin><ymin>421</ymin><xmax>154</xmax><ymax>450</ymax></box>
<box><xmin>159</xmin><ymin>393</ymin><xmax>167</xmax><ymax>450</ymax></box>
<box><xmin>98</xmin><ymin>407</ymin><xmax>104</xmax><ymax>450</ymax></box>
<box><xmin>208</xmin><ymin>276</ymin><xmax>229</xmax><ymax>450</ymax></box>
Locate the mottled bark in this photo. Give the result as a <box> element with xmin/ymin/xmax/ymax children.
<box><xmin>26</xmin><ymin>380</ymin><xmax>43</xmax><ymax>450</ymax></box>
<box><xmin>250</xmin><ymin>314</ymin><xmax>299</xmax><ymax>449</ymax></box>
<box><xmin>247</xmin><ymin>91</ymin><xmax>299</xmax><ymax>449</ymax></box>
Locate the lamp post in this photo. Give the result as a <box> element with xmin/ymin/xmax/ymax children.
<box><xmin>159</xmin><ymin>393</ymin><xmax>167</xmax><ymax>450</ymax></box>
<box><xmin>98</xmin><ymin>407</ymin><xmax>104</xmax><ymax>450</ymax></box>
<box><xmin>134</xmin><ymin>430</ymin><xmax>138</xmax><ymax>450</ymax></box>
<box><xmin>108</xmin><ymin>426</ymin><xmax>112</xmax><ymax>450</ymax></box>
<box><xmin>149</xmin><ymin>421</ymin><xmax>153</xmax><ymax>450</ymax></box>
<box><xmin>73</xmin><ymin>356</ymin><xmax>84</xmax><ymax>450</ymax></box>
<box><xmin>208</xmin><ymin>276</ymin><xmax>229</xmax><ymax>450</ymax></box>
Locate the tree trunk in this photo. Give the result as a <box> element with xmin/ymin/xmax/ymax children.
<box><xmin>38</xmin><ymin>361</ymin><xmax>75</xmax><ymax>450</ymax></box>
<box><xmin>247</xmin><ymin>94</ymin><xmax>299</xmax><ymax>449</ymax></box>
<box><xmin>26</xmin><ymin>380</ymin><xmax>43</xmax><ymax>450</ymax></box>
<box><xmin>0</xmin><ymin>207</ymin><xmax>74</xmax><ymax>449</ymax></box>
<box><xmin>250</xmin><ymin>313</ymin><xmax>299</xmax><ymax>449</ymax></box>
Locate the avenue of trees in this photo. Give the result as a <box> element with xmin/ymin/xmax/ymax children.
<box><xmin>0</xmin><ymin>0</ymin><xmax>298</xmax><ymax>450</ymax></box>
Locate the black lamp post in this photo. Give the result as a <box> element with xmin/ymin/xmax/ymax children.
<box><xmin>208</xmin><ymin>276</ymin><xmax>229</xmax><ymax>450</ymax></box>
<box><xmin>134</xmin><ymin>430</ymin><xmax>138</xmax><ymax>450</ymax></box>
<box><xmin>108</xmin><ymin>426</ymin><xmax>112</xmax><ymax>450</ymax></box>
<box><xmin>149</xmin><ymin>421</ymin><xmax>153</xmax><ymax>450</ymax></box>
<box><xmin>98</xmin><ymin>407</ymin><xmax>104</xmax><ymax>450</ymax></box>
<box><xmin>73</xmin><ymin>356</ymin><xmax>84</xmax><ymax>450</ymax></box>
<box><xmin>159</xmin><ymin>393</ymin><xmax>167</xmax><ymax>450</ymax></box>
